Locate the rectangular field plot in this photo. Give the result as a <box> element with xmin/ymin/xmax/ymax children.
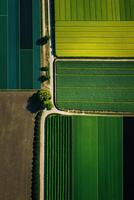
<box><xmin>56</xmin><ymin>61</ymin><xmax>134</xmax><ymax>112</ymax></box>
<box><xmin>0</xmin><ymin>92</ymin><xmax>35</xmax><ymax>200</ymax></box>
<box><xmin>45</xmin><ymin>115</ymin><xmax>123</xmax><ymax>200</ymax></box>
<box><xmin>55</xmin><ymin>0</ymin><xmax>134</xmax><ymax>21</ymax></box>
<box><xmin>55</xmin><ymin>21</ymin><xmax>134</xmax><ymax>57</ymax></box>
<box><xmin>0</xmin><ymin>0</ymin><xmax>40</xmax><ymax>89</ymax></box>
<box><xmin>55</xmin><ymin>0</ymin><xmax>134</xmax><ymax>57</ymax></box>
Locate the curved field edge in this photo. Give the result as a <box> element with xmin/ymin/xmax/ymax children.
<box><xmin>55</xmin><ymin>60</ymin><xmax>134</xmax><ymax>113</ymax></box>
<box><xmin>44</xmin><ymin>114</ymin><xmax>123</xmax><ymax>200</ymax></box>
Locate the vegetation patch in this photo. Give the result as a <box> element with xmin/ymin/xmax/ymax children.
<box><xmin>32</xmin><ymin>111</ymin><xmax>42</xmax><ymax>200</ymax></box>
<box><xmin>56</xmin><ymin>61</ymin><xmax>134</xmax><ymax>112</ymax></box>
<box><xmin>37</xmin><ymin>89</ymin><xmax>53</xmax><ymax>110</ymax></box>
<box><xmin>27</xmin><ymin>89</ymin><xmax>53</xmax><ymax>113</ymax></box>
<box><xmin>44</xmin><ymin>115</ymin><xmax>123</xmax><ymax>200</ymax></box>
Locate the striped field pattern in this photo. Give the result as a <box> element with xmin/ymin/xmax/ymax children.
<box><xmin>55</xmin><ymin>0</ymin><xmax>134</xmax><ymax>21</ymax></box>
<box><xmin>55</xmin><ymin>0</ymin><xmax>134</xmax><ymax>57</ymax></box>
<box><xmin>0</xmin><ymin>0</ymin><xmax>40</xmax><ymax>89</ymax></box>
<box><xmin>45</xmin><ymin>115</ymin><xmax>72</xmax><ymax>200</ymax></box>
<box><xmin>56</xmin><ymin>61</ymin><xmax>134</xmax><ymax>112</ymax></box>
<box><xmin>56</xmin><ymin>21</ymin><xmax>134</xmax><ymax>57</ymax></box>
<box><xmin>45</xmin><ymin>115</ymin><xmax>123</xmax><ymax>200</ymax></box>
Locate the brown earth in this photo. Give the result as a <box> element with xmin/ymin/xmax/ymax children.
<box><xmin>0</xmin><ymin>92</ymin><xmax>35</xmax><ymax>200</ymax></box>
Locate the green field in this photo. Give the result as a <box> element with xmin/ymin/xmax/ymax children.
<box><xmin>45</xmin><ymin>115</ymin><xmax>123</xmax><ymax>200</ymax></box>
<box><xmin>0</xmin><ymin>0</ymin><xmax>40</xmax><ymax>89</ymax></box>
<box><xmin>45</xmin><ymin>115</ymin><xmax>72</xmax><ymax>200</ymax></box>
<box><xmin>55</xmin><ymin>0</ymin><xmax>134</xmax><ymax>57</ymax></box>
<box><xmin>55</xmin><ymin>0</ymin><xmax>134</xmax><ymax>21</ymax></box>
<box><xmin>56</xmin><ymin>61</ymin><xmax>134</xmax><ymax>112</ymax></box>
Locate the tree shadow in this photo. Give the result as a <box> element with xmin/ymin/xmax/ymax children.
<box><xmin>49</xmin><ymin>0</ymin><xmax>55</xmax><ymax>55</ymax></box>
<box><xmin>40</xmin><ymin>66</ymin><xmax>49</xmax><ymax>71</ymax></box>
<box><xmin>36</xmin><ymin>36</ymin><xmax>49</xmax><ymax>46</ymax></box>
<box><xmin>38</xmin><ymin>75</ymin><xmax>50</xmax><ymax>83</ymax></box>
<box><xmin>26</xmin><ymin>93</ymin><xmax>43</xmax><ymax>113</ymax></box>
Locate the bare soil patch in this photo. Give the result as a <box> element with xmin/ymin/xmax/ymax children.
<box><xmin>0</xmin><ymin>92</ymin><xmax>35</xmax><ymax>200</ymax></box>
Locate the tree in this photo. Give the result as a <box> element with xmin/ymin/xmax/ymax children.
<box><xmin>42</xmin><ymin>100</ymin><xmax>53</xmax><ymax>110</ymax></box>
<box><xmin>39</xmin><ymin>75</ymin><xmax>50</xmax><ymax>83</ymax></box>
<box><xmin>35</xmin><ymin>90</ymin><xmax>53</xmax><ymax>111</ymax></box>
<box><xmin>40</xmin><ymin>66</ymin><xmax>49</xmax><ymax>71</ymax></box>
<box><xmin>36</xmin><ymin>35</ymin><xmax>49</xmax><ymax>46</ymax></box>
<box><xmin>36</xmin><ymin>89</ymin><xmax>51</xmax><ymax>102</ymax></box>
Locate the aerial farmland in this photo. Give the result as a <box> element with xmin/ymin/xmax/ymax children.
<box><xmin>0</xmin><ymin>0</ymin><xmax>134</xmax><ymax>200</ymax></box>
<box><xmin>44</xmin><ymin>0</ymin><xmax>134</xmax><ymax>200</ymax></box>
<box><xmin>56</xmin><ymin>60</ymin><xmax>134</xmax><ymax>112</ymax></box>
<box><xmin>0</xmin><ymin>0</ymin><xmax>40</xmax><ymax>89</ymax></box>
<box><xmin>55</xmin><ymin>0</ymin><xmax>134</xmax><ymax>57</ymax></box>
<box><xmin>0</xmin><ymin>0</ymin><xmax>41</xmax><ymax>199</ymax></box>
<box><xmin>44</xmin><ymin>115</ymin><xmax>123</xmax><ymax>200</ymax></box>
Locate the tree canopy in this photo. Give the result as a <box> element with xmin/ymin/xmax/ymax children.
<box><xmin>36</xmin><ymin>90</ymin><xmax>53</xmax><ymax>110</ymax></box>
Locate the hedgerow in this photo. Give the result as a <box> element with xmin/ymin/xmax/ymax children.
<box><xmin>32</xmin><ymin>111</ymin><xmax>42</xmax><ymax>200</ymax></box>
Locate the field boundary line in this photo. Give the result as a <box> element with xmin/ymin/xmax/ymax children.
<box><xmin>58</xmin><ymin>101</ymin><xmax>134</xmax><ymax>104</ymax></box>
<box><xmin>56</xmin><ymin>74</ymin><xmax>134</xmax><ymax>76</ymax></box>
<box><xmin>56</xmin><ymin>58</ymin><xmax>134</xmax><ymax>61</ymax></box>
<box><xmin>57</xmin><ymin>86</ymin><xmax>134</xmax><ymax>89</ymax></box>
<box><xmin>57</xmin><ymin>67</ymin><xmax>134</xmax><ymax>70</ymax></box>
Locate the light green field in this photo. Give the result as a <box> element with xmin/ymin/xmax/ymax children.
<box><xmin>56</xmin><ymin>61</ymin><xmax>134</xmax><ymax>112</ymax></box>
<box><xmin>55</xmin><ymin>0</ymin><xmax>134</xmax><ymax>21</ymax></box>
<box><xmin>55</xmin><ymin>21</ymin><xmax>134</xmax><ymax>57</ymax></box>
<box><xmin>55</xmin><ymin>0</ymin><xmax>134</xmax><ymax>57</ymax></box>
<box><xmin>45</xmin><ymin>115</ymin><xmax>123</xmax><ymax>200</ymax></box>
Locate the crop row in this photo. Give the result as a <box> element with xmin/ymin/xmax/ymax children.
<box><xmin>56</xmin><ymin>61</ymin><xmax>134</xmax><ymax>112</ymax></box>
<box><xmin>45</xmin><ymin>115</ymin><xmax>72</xmax><ymax>200</ymax></box>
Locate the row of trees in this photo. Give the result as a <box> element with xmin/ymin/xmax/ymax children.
<box><xmin>32</xmin><ymin>112</ymin><xmax>42</xmax><ymax>200</ymax></box>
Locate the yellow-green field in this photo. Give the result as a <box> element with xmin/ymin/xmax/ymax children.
<box><xmin>55</xmin><ymin>0</ymin><xmax>134</xmax><ymax>57</ymax></box>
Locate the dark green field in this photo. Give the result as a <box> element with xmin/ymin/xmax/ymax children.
<box><xmin>0</xmin><ymin>0</ymin><xmax>40</xmax><ymax>89</ymax></box>
<box><xmin>56</xmin><ymin>61</ymin><xmax>134</xmax><ymax>112</ymax></box>
<box><xmin>44</xmin><ymin>115</ymin><xmax>123</xmax><ymax>200</ymax></box>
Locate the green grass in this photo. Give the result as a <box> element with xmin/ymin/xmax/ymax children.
<box><xmin>98</xmin><ymin>117</ymin><xmax>123</xmax><ymax>200</ymax></box>
<box><xmin>56</xmin><ymin>61</ymin><xmax>134</xmax><ymax>112</ymax></box>
<box><xmin>72</xmin><ymin>116</ymin><xmax>98</xmax><ymax>200</ymax></box>
<box><xmin>45</xmin><ymin>115</ymin><xmax>123</xmax><ymax>200</ymax></box>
